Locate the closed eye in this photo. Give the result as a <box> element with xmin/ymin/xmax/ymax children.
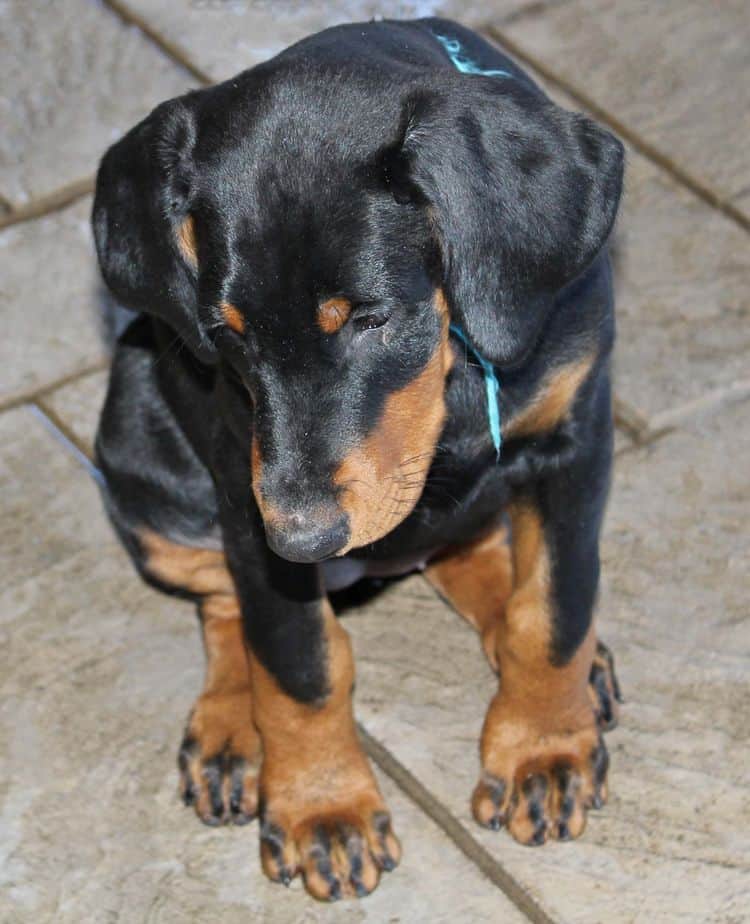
<box><xmin>352</xmin><ymin>308</ymin><xmax>391</xmax><ymax>332</ymax></box>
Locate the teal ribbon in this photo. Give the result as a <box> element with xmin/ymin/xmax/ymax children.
<box><xmin>450</xmin><ymin>324</ymin><xmax>502</xmax><ymax>460</ymax></box>
<box><xmin>434</xmin><ymin>33</ymin><xmax>513</xmax><ymax>79</ymax></box>
<box><xmin>437</xmin><ymin>31</ymin><xmax>508</xmax><ymax>460</ymax></box>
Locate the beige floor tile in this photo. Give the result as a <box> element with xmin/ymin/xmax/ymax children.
<box><xmin>117</xmin><ymin>0</ymin><xmax>530</xmax><ymax>83</ymax></box>
<box><xmin>500</xmin><ymin>0</ymin><xmax>750</xmax><ymax>213</ymax></box>
<box><xmin>0</xmin><ymin>407</ymin><xmax>526</xmax><ymax>923</ymax></box>
<box><xmin>340</xmin><ymin>401</ymin><xmax>750</xmax><ymax>923</ymax></box>
<box><xmin>41</xmin><ymin>369</ymin><xmax>110</xmax><ymax>456</ymax></box>
<box><xmin>0</xmin><ymin>0</ymin><xmax>194</xmax><ymax>208</ymax></box>
<box><xmin>612</xmin><ymin>152</ymin><xmax>750</xmax><ymax>420</ymax></box>
<box><xmin>0</xmin><ymin>198</ymin><xmax>111</xmax><ymax>406</ymax></box>
<box><xmin>0</xmin><ymin>406</ymin><xmax>106</xmax><ymax>592</ymax></box>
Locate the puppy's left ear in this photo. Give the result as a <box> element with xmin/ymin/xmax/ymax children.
<box><xmin>386</xmin><ymin>82</ymin><xmax>624</xmax><ymax>367</ymax></box>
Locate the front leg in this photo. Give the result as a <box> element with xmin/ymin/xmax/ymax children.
<box><xmin>473</xmin><ymin>443</ymin><xmax>613</xmax><ymax>845</ymax></box>
<box><xmin>250</xmin><ymin>599</ymin><xmax>400</xmax><ymax>900</ymax></box>
<box><xmin>217</xmin><ymin>484</ymin><xmax>399</xmax><ymax>900</ymax></box>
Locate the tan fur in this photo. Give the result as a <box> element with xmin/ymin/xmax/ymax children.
<box><xmin>176</xmin><ymin>215</ymin><xmax>198</xmax><ymax>268</ymax></box>
<box><xmin>139</xmin><ymin>530</ymin><xmax>261</xmax><ymax>822</ymax></box>
<box><xmin>334</xmin><ymin>290</ymin><xmax>452</xmax><ymax>553</ymax></box>
<box><xmin>425</xmin><ymin>525</ymin><xmax>514</xmax><ymax>668</ymax></box>
<box><xmin>250</xmin><ymin>435</ymin><xmax>288</xmax><ymax>530</ymax></box>
<box><xmin>251</xmin><ymin>600</ymin><xmax>398</xmax><ymax>898</ymax></box>
<box><xmin>184</xmin><ymin>597</ymin><xmax>260</xmax><ymax>811</ymax></box>
<box><xmin>506</xmin><ymin>356</ymin><xmax>594</xmax><ymax>438</ymax></box>
<box><xmin>220</xmin><ymin>301</ymin><xmax>246</xmax><ymax>334</ymax></box>
<box><xmin>470</xmin><ymin>502</ymin><xmax>600</xmax><ymax>842</ymax></box>
<box><xmin>317</xmin><ymin>297</ymin><xmax>352</xmax><ymax>334</ymax></box>
<box><xmin>422</xmin><ymin>510</ymin><xmax>603</xmax><ymax>844</ymax></box>
<box><xmin>139</xmin><ymin>529</ymin><xmax>234</xmax><ymax>596</ymax></box>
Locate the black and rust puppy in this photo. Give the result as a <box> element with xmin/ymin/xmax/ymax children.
<box><xmin>92</xmin><ymin>17</ymin><xmax>624</xmax><ymax>900</ymax></box>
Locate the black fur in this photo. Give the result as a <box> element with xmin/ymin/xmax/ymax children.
<box><xmin>93</xmin><ymin>18</ymin><xmax>624</xmax><ymax>703</ymax></box>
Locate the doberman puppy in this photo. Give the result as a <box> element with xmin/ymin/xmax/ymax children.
<box><xmin>92</xmin><ymin>17</ymin><xmax>624</xmax><ymax>901</ymax></box>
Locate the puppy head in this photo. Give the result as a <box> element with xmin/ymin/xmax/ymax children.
<box><xmin>93</xmin><ymin>58</ymin><xmax>622</xmax><ymax>562</ymax></box>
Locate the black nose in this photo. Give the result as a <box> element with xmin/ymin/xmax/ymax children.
<box><xmin>264</xmin><ymin>510</ymin><xmax>350</xmax><ymax>563</ymax></box>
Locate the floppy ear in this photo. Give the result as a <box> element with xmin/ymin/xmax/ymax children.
<box><xmin>92</xmin><ymin>97</ymin><xmax>218</xmax><ymax>363</ymax></box>
<box><xmin>385</xmin><ymin>82</ymin><xmax>624</xmax><ymax>368</ymax></box>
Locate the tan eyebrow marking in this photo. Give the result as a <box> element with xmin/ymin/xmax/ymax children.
<box><xmin>317</xmin><ymin>297</ymin><xmax>352</xmax><ymax>334</ymax></box>
<box><xmin>220</xmin><ymin>301</ymin><xmax>246</xmax><ymax>334</ymax></box>
<box><xmin>176</xmin><ymin>215</ymin><xmax>198</xmax><ymax>268</ymax></box>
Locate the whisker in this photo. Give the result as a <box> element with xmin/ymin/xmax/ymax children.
<box><xmin>399</xmin><ymin>451</ymin><xmax>436</xmax><ymax>467</ymax></box>
<box><xmin>152</xmin><ymin>330</ymin><xmax>186</xmax><ymax>369</ymax></box>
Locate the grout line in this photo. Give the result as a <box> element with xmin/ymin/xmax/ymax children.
<box><xmin>0</xmin><ymin>177</ymin><xmax>95</xmax><ymax>231</ymax></box>
<box><xmin>359</xmin><ymin>723</ymin><xmax>557</xmax><ymax>924</ymax></box>
<box><xmin>614</xmin><ymin>379</ymin><xmax>750</xmax><ymax>456</ymax></box>
<box><xmin>481</xmin><ymin>25</ymin><xmax>750</xmax><ymax>235</ymax></box>
<box><xmin>614</xmin><ymin>439</ymin><xmax>640</xmax><ymax>460</ymax></box>
<box><xmin>0</xmin><ymin>361</ymin><xmax>109</xmax><ymax>415</ymax></box>
<box><xmin>496</xmin><ymin>0</ymin><xmax>577</xmax><ymax>28</ymax></box>
<box><xmin>612</xmin><ymin>396</ymin><xmax>651</xmax><ymax>444</ymax></box>
<box><xmin>33</xmin><ymin>396</ymin><xmax>97</xmax><ymax>465</ymax></box>
<box><xmin>647</xmin><ymin>379</ymin><xmax>750</xmax><ymax>435</ymax></box>
<box><xmin>101</xmin><ymin>0</ymin><xmax>213</xmax><ymax>85</ymax></box>
<box><xmin>28</xmin><ymin>403</ymin><xmax>103</xmax><ymax>484</ymax></box>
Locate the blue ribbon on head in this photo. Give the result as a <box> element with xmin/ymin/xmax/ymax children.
<box><xmin>434</xmin><ymin>33</ymin><xmax>513</xmax><ymax>79</ymax></box>
<box><xmin>435</xmin><ymin>31</ymin><xmax>514</xmax><ymax>460</ymax></box>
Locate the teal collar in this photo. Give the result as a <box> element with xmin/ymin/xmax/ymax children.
<box><xmin>436</xmin><ymin>31</ymin><xmax>512</xmax><ymax>460</ymax></box>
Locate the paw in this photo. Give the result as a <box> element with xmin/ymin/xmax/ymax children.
<box><xmin>260</xmin><ymin>797</ymin><xmax>400</xmax><ymax>900</ymax></box>
<box><xmin>178</xmin><ymin>690</ymin><xmax>261</xmax><ymax>826</ymax></box>
<box><xmin>588</xmin><ymin>639</ymin><xmax>624</xmax><ymax>731</ymax></box>
<box><xmin>472</xmin><ymin>709</ymin><xmax>609</xmax><ymax>845</ymax></box>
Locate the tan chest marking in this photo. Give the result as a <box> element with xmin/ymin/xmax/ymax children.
<box><xmin>506</xmin><ymin>356</ymin><xmax>594</xmax><ymax>439</ymax></box>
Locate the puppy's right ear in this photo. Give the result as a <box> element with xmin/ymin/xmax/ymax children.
<box><xmin>92</xmin><ymin>97</ymin><xmax>218</xmax><ymax>362</ymax></box>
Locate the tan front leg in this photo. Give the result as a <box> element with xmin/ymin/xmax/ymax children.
<box><xmin>427</xmin><ymin>508</ymin><xmax>611</xmax><ymax>845</ymax></box>
<box><xmin>472</xmin><ymin>504</ymin><xmax>606</xmax><ymax>844</ymax></box>
<box><xmin>425</xmin><ymin>524</ymin><xmax>514</xmax><ymax>667</ymax></box>
<box><xmin>179</xmin><ymin>593</ymin><xmax>261</xmax><ymax>825</ymax></box>
<box><xmin>139</xmin><ymin>530</ymin><xmax>261</xmax><ymax>825</ymax></box>
<box><xmin>251</xmin><ymin>601</ymin><xmax>400</xmax><ymax>901</ymax></box>
<box><xmin>426</xmin><ymin>521</ymin><xmax>621</xmax><ymax>733</ymax></box>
